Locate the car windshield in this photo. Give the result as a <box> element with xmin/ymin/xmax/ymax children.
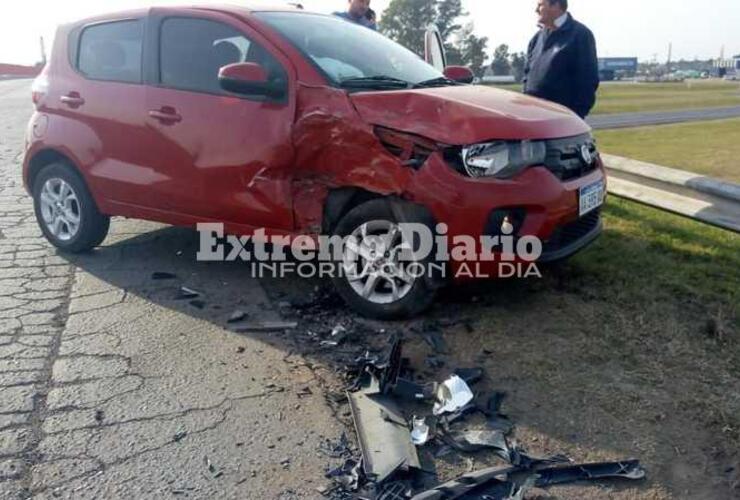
<box><xmin>255</xmin><ymin>12</ymin><xmax>443</xmax><ymax>88</ymax></box>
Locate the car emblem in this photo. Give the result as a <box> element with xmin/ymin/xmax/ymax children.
<box><xmin>580</xmin><ymin>144</ymin><xmax>593</xmax><ymax>165</ymax></box>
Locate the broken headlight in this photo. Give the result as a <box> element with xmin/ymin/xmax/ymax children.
<box><xmin>461</xmin><ymin>140</ymin><xmax>546</xmax><ymax>179</ymax></box>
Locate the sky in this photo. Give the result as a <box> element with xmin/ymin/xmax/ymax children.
<box><xmin>1</xmin><ymin>0</ymin><xmax>738</xmax><ymax>66</ymax></box>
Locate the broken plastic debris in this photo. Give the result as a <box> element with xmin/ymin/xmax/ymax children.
<box><xmin>176</xmin><ymin>286</ymin><xmax>200</xmax><ymax>300</ymax></box>
<box><xmin>392</xmin><ymin>378</ymin><xmax>435</xmax><ymax>401</ymax></box>
<box><xmin>433</xmin><ymin>375</ymin><xmax>474</xmax><ymax>416</ymax></box>
<box><xmin>230</xmin><ymin>321</ymin><xmax>298</xmax><ymax>333</ymax></box>
<box><xmin>152</xmin><ymin>271</ymin><xmax>177</xmax><ymax>280</ymax></box>
<box><xmin>326</xmin><ymin>458</ymin><xmax>362</xmax><ymax>491</ymax></box>
<box><xmin>347</xmin><ymin>375</ymin><xmax>420</xmax><ymax>483</ymax></box>
<box><xmin>411</xmin><ymin>417</ymin><xmax>430</xmax><ymax>446</ymax></box>
<box><xmin>320</xmin><ymin>324</ymin><xmax>348</xmax><ymax>346</ymax></box>
<box><xmin>227</xmin><ymin>310</ymin><xmax>248</xmax><ymax>323</ymax></box>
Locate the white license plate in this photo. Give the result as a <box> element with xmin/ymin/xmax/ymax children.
<box><xmin>579</xmin><ymin>180</ymin><xmax>605</xmax><ymax>216</ymax></box>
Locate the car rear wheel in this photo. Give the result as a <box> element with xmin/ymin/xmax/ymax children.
<box><xmin>33</xmin><ymin>163</ymin><xmax>110</xmax><ymax>253</ymax></box>
<box><xmin>331</xmin><ymin>199</ymin><xmax>436</xmax><ymax>319</ymax></box>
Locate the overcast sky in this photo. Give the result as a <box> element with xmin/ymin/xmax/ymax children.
<box><xmin>2</xmin><ymin>0</ymin><xmax>738</xmax><ymax>65</ymax></box>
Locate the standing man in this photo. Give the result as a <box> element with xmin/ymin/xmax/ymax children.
<box><xmin>523</xmin><ymin>0</ymin><xmax>599</xmax><ymax>118</ymax></box>
<box><xmin>334</xmin><ymin>0</ymin><xmax>378</xmax><ymax>30</ymax></box>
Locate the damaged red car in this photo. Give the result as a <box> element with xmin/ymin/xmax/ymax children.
<box><xmin>24</xmin><ymin>5</ymin><xmax>606</xmax><ymax>319</ymax></box>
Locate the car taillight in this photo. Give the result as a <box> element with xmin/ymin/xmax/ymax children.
<box><xmin>31</xmin><ymin>72</ymin><xmax>49</xmax><ymax>107</ymax></box>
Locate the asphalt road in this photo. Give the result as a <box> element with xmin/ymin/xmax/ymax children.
<box><xmin>587</xmin><ymin>105</ymin><xmax>740</xmax><ymax>129</ymax></box>
<box><xmin>0</xmin><ymin>78</ymin><xmax>344</xmax><ymax>499</ymax></box>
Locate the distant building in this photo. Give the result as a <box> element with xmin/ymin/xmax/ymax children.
<box><xmin>598</xmin><ymin>57</ymin><xmax>638</xmax><ymax>81</ymax></box>
<box><xmin>715</xmin><ymin>56</ymin><xmax>740</xmax><ymax>77</ymax></box>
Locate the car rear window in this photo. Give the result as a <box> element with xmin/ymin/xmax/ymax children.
<box><xmin>77</xmin><ymin>20</ymin><xmax>143</xmax><ymax>83</ymax></box>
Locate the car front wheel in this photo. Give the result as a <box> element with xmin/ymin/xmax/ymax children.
<box><xmin>331</xmin><ymin>199</ymin><xmax>436</xmax><ymax>319</ymax></box>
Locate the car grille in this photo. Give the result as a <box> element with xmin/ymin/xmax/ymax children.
<box><xmin>544</xmin><ymin>133</ymin><xmax>598</xmax><ymax>181</ymax></box>
<box><xmin>543</xmin><ymin>209</ymin><xmax>601</xmax><ymax>253</ymax></box>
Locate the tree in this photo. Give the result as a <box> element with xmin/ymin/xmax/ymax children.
<box><xmin>491</xmin><ymin>44</ymin><xmax>511</xmax><ymax>75</ymax></box>
<box><xmin>456</xmin><ymin>23</ymin><xmax>489</xmax><ymax>76</ymax></box>
<box><xmin>380</xmin><ymin>0</ymin><xmax>438</xmax><ymax>57</ymax></box>
<box><xmin>380</xmin><ymin>0</ymin><xmax>487</xmax><ymax>75</ymax></box>
<box><xmin>435</xmin><ymin>0</ymin><xmax>464</xmax><ymax>40</ymax></box>
<box><xmin>510</xmin><ymin>52</ymin><xmax>527</xmax><ymax>82</ymax></box>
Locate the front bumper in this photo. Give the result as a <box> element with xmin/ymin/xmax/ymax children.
<box><xmin>406</xmin><ymin>153</ymin><xmax>606</xmax><ymax>279</ymax></box>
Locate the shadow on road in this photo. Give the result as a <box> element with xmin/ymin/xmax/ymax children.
<box><xmin>56</xmin><ymin>220</ymin><xmax>738</xmax><ymax>499</ymax></box>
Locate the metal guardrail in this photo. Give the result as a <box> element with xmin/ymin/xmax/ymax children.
<box><xmin>602</xmin><ymin>154</ymin><xmax>740</xmax><ymax>233</ymax></box>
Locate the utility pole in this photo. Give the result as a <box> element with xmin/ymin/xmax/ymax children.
<box><xmin>39</xmin><ymin>36</ymin><xmax>47</xmax><ymax>66</ymax></box>
<box><xmin>667</xmin><ymin>42</ymin><xmax>672</xmax><ymax>66</ymax></box>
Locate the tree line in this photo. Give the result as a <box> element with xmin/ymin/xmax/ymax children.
<box><xmin>380</xmin><ymin>0</ymin><xmax>528</xmax><ymax>81</ymax></box>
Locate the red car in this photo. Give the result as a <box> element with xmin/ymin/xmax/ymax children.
<box><xmin>24</xmin><ymin>5</ymin><xmax>606</xmax><ymax>319</ymax></box>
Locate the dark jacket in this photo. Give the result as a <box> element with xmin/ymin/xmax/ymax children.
<box><xmin>333</xmin><ymin>11</ymin><xmax>377</xmax><ymax>30</ymax></box>
<box><xmin>523</xmin><ymin>14</ymin><xmax>599</xmax><ymax>118</ymax></box>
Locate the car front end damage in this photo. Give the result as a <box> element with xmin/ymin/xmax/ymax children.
<box><xmin>288</xmin><ymin>84</ymin><xmax>606</xmax><ymax>282</ymax></box>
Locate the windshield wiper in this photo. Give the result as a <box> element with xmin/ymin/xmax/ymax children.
<box><xmin>339</xmin><ymin>75</ymin><xmax>411</xmax><ymax>90</ymax></box>
<box><xmin>413</xmin><ymin>76</ymin><xmax>462</xmax><ymax>88</ymax></box>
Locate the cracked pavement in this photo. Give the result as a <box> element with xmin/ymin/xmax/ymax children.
<box><xmin>0</xmin><ymin>79</ymin><xmax>343</xmax><ymax>499</ymax></box>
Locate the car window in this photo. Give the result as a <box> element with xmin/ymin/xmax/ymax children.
<box><xmin>78</xmin><ymin>20</ymin><xmax>144</xmax><ymax>83</ymax></box>
<box><xmin>160</xmin><ymin>17</ymin><xmax>285</xmax><ymax>96</ymax></box>
<box><xmin>255</xmin><ymin>12</ymin><xmax>442</xmax><ymax>86</ymax></box>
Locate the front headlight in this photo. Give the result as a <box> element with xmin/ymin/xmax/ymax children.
<box><xmin>462</xmin><ymin>140</ymin><xmax>546</xmax><ymax>179</ymax></box>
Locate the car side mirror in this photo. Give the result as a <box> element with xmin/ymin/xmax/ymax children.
<box><xmin>444</xmin><ymin>66</ymin><xmax>475</xmax><ymax>84</ymax></box>
<box><xmin>218</xmin><ymin>62</ymin><xmax>284</xmax><ymax>99</ymax></box>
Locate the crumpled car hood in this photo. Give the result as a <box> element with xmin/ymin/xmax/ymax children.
<box><xmin>349</xmin><ymin>85</ymin><xmax>591</xmax><ymax>144</ymax></box>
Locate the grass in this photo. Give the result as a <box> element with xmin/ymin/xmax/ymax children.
<box><xmin>593</xmin><ymin>80</ymin><xmax>740</xmax><ymax>115</ymax></box>
<box><xmin>577</xmin><ymin>197</ymin><xmax>739</xmax><ymax>317</ymax></box>
<box><xmin>594</xmin><ymin>118</ymin><xmax>740</xmax><ymax>183</ymax></box>
<box><xmin>486</xmin><ymin>80</ymin><xmax>740</xmax><ymax>115</ymax></box>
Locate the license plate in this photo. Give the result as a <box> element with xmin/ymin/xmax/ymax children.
<box><xmin>579</xmin><ymin>180</ymin><xmax>605</xmax><ymax>216</ymax></box>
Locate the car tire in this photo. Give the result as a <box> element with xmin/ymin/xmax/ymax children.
<box><xmin>331</xmin><ymin>199</ymin><xmax>437</xmax><ymax>320</ymax></box>
<box><xmin>32</xmin><ymin>162</ymin><xmax>110</xmax><ymax>253</ymax></box>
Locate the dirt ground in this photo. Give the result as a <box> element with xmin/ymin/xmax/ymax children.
<box><xmin>257</xmin><ymin>203</ymin><xmax>739</xmax><ymax>499</ymax></box>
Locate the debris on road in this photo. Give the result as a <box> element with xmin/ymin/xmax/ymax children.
<box><xmin>432</xmin><ymin>375</ymin><xmax>474</xmax><ymax>416</ymax></box>
<box><xmin>410</xmin><ymin>417</ymin><xmax>430</xmax><ymax>446</ymax></box>
<box><xmin>228</xmin><ymin>310</ymin><xmax>249</xmax><ymax>323</ymax></box>
<box><xmin>151</xmin><ymin>271</ymin><xmax>177</xmax><ymax>280</ymax></box>
<box><xmin>325</xmin><ymin>335</ymin><xmax>646</xmax><ymax>499</ymax></box>
<box><xmin>321</xmin><ymin>324</ymin><xmax>349</xmax><ymax>347</ymax></box>
<box><xmin>347</xmin><ymin>375</ymin><xmax>421</xmax><ymax>483</ymax></box>
<box><xmin>204</xmin><ymin>456</ymin><xmax>223</xmax><ymax>479</ymax></box>
<box><xmin>176</xmin><ymin>286</ymin><xmax>201</xmax><ymax>300</ymax></box>
<box><xmin>230</xmin><ymin>321</ymin><xmax>299</xmax><ymax>333</ymax></box>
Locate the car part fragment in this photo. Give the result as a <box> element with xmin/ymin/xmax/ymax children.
<box><xmin>410</xmin><ymin>466</ymin><xmax>518</xmax><ymax>500</ymax></box>
<box><xmin>533</xmin><ymin>459</ymin><xmax>646</xmax><ymax>486</ymax></box>
<box><xmin>433</xmin><ymin>375</ymin><xmax>474</xmax><ymax>415</ymax></box>
<box><xmin>347</xmin><ymin>376</ymin><xmax>421</xmax><ymax>483</ymax></box>
<box><xmin>411</xmin><ymin>417</ymin><xmax>431</xmax><ymax>446</ymax></box>
<box><xmin>411</xmin><ymin>459</ymin><xmax>646</xmax><ymax>500</ymax></box>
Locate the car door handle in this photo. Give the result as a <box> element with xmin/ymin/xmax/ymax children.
<box><xmin>148</xmin><ymin>107</ymin><xmax>182</xmax><ymax>124</ymax></box>
<box><xmin>60</xmin><ymin>93</ymin><xmax>85</xmax><ymax>107</ymax></box>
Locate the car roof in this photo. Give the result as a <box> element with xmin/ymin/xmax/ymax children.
<box><xmin>71</xmin><ymin>3</ymin><xmax>313</xmax><ymax>25</ymax></box>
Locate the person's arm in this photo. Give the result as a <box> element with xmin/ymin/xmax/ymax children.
<box><xmin>573</xmin><ymin>28</ymin><xmax>599</xmax><ymax>117</ymax></box>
